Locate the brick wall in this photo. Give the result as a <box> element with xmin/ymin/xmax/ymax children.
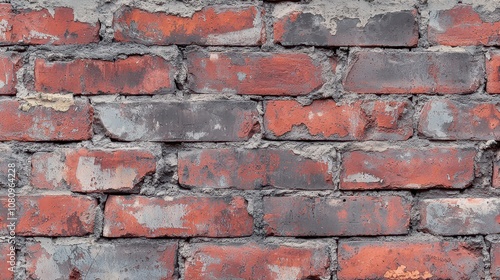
<box><xmin>1</xmin><ymin>0</ymin><xmax>500</xmax><ymax>279</ymax></box>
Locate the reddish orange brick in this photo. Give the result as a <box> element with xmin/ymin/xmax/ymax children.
<box><xmin>0</xmin><ymin>243</ymin><xmax>14</xmax><ymax>279</ymax></box>
<box><xmin>263</xmin><ymin>196</ymin><xmax>410</xmax><ymax>236</ymax></box>
<box><xmin>31</xmin><ymin>148</ymin><xmax>156</xmax><ymax>192</ymax></box>
<box><xmin>264</xmin><ymin>100</ymin><xmax>412</xmax><ymax>140</ymax></box>
<box><xmin>492</xmin><ymin>152</ymin><xmax>500</xmax><ymax>188</ymax></box>
<box><xmin>429</xmin><ymin>5</ymin><xmax>500</xmax><ymax>46</ymax></box>
<box><xmin>338</xmin><ymin>240</ymin><xmax>484</xmax><ymax>279</ymax></box>
<box><xmin>185</xmin><ymin>243</ymin><xmax>329</xmax><ymax>279</ymax></box>
<box><xmin>178</xmin><ymin>149</ymin><xmax>332</xmax><ymax>190</ymax></box>
<box><xmin>341</xmin><ymin>148</ymin><xmax>475</xmax><ymax>190</ymax></box>
<box><xmin>0</xmin><ymin>4</ymin><xmax>99</xmax><ymax>45</ymax></box>
<box><xmin>0</xmin><ymin>99</ymin><xmax>93</xmax><ymax>141</ymax></box>
<box><xmin>0</xmin><ymin>195</ymin><xmax>97</xmax><ymax>236</ymax></box>
<box><xmin>486</xmin><ymin>52</ymin><xmax>500</xmax><ymax>94</ymax></box>
<box><xmin>187</xmin><ymin>51</ymin><xmax>324</xmax><ymax>96</ymax></box>
<box><xmin>35</xmin><ymin>56</ymin><xmax>175</xmax><ymax>95</ymax></box>
<box><xmin>113</xmin><ymin>6</ymin><xmax>264</xmax><ymax>45</ymax></box>
<box><xmin>492</xmin><ymin>243</ymin><xmax>500</xmax><ymax>279</ymax></box>
<box><xmin>0</xmin><ymin>53</ymin><xmax>20</xmax><ymax>95</ymax></box>
<box><xmin>103</xmin><ymin>196</ymin><xmax>253</xmax><ymax>237</ymax></box>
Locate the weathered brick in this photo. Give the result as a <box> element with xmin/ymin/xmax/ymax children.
<box><xmin>25</xmin><ymin>239</ymin><xmax>177</xmax><ymax>280</ymax></box>
<box><xmin>338</xmin><ymin>240</ymin><xmax>484</xmax><ymax>279</ymax></box>
<box><xmin>486</xmin><ymin>52</ymin><xmax>500</xmax><ymax>94</ymax></box>
<box><xmin>184</xmin><ymin>243</ymin><xmax>329</xmax><ymax>279</ymax></box>
<box><xmin>0</xmin><ymin>149</ymin><xmax>21</xmax><ymax>188</ymax></box>
<box><xmin>344</xmin><ymin>51</ymin><xmax>481</xmax><ymax>94</ymax></box>
<box><xmin>492</xmin><ymin>243</ymin><xmax>500</xmax><ymax>280</ymax></box>
<box><xmin>113</xmin><ymin>6</ymin><xmax>264</xmax><ymax>45</ymax></box>
<box><xmin>187</xmin><ymin>51</ymin><xmax>324</xmax><ymax>96</ymax></box>
<box><xmin>178</xmin><ymin>149</ymin><xmax>332</xmax><ymax>190</ymax></box>
<box><xmin>263</xmin><ymin>196</ymin><xmax>410</xmax><ymax>236</ymax></box>
<box><xmin>35</xmin><ymin>56</ymin><xmax>175</xmax><ymax>95</ymax></box>
<box><xmin>429</xmin><ymin>5</ymin><xmax>500</xmax><ymax>46</ymax></box>
<box><xmin>0</xmin><ymin>4</ymin><xmax>99</xmax><ymax>45</ymax></box>
<box><xmin>0</xmin><ymin>243</ymin><xmax>14</xmax><ymax>279</ymax></box>
<box><xmin>31</xmin><ymin>148</ymin><xmax>156</xmax><ymax>192</ymax></box>
<box><xmin>0</xmin><ymin>53</ymin><xmax>20</xmax><ymax>95</ymax></box>
<box><xmin>103</xmin><ymin>195</ymin><xmax>253</xmax><ymax>237</ymax></box>
<box><xmin>0</xmin><ymin>195</ymin><xmax>97</xmax><ymax>236</ymax></box>
<box><xmin>94</xmin><ymin>101</ymin><xmax>259</xmax><ymax>141</ymax></box>
<box><xmin>264</xmin><ymin>100</ymin><xmax>412</xmax><ymax>140</ymax></box>
<box><xmin>493</xmin><ymin>152</ymin><xmax>500</xmax><ymax>188</ymax></box>
<box><xmin>274</xmin><ymin>9</ymin><xmax>418</xmax><ymax>46</ymax></box>
<box><xmin>418</xmin><ymin>198</ymin><xmax>500</xmax><ymax>235</ymax></box>
<box><xmin>341</xmin><ymin>148</ymin><xmax>475</xmax><ymax>190</ymax></box>
<box><xmin>418</xmin><ymin>99</ymin><xmax>500</xmax><ymax>140</ymax></box>
<box><xmin>0</xmin><ymin>99</ymin><xmax>93</xmax><ymax>141</ymax></box>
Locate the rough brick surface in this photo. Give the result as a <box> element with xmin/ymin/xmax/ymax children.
<box><xmin>0</xmin><ymin>195</ymin><xmax>97</xmax><ymax>236</ymax></box>
<box><xmin>341</xmin><ymin>148</ymin><xmax>476</xmax><ymax>190</ymax></box>
<box><xmin>264</xmin><ymin>100</ymin><xmax>413</xmax><ymax>140</ymax></box>
<box><xmin>493</xmin><ymin>243</ymin><xmax>500</xmax><ymax>280</ymax></box>
<box><xmin>35</xmin><ymin>56</ymin><xmax>175</xmax><ymax>95</ymax></box>
<box><xmin>0</xmin><ymin>53</ymin><xmax>20</xmax><ymax>95</ymax></box>
<box><xmin>178</xmin><ymin>148</ymin><xmax>332</xmax><ymax>190</ymax></box>
<box><xmin>0</xmin><ymin>99</ymin><xmax>93</xmax><ymax>141</ymax></box>
<box><xmin>344</xmin><ymin>51</ymin><xmax>481</xmax><ymax>94</ymax></box>
<box><xmin>263</xmin><ymin>196</ymin><xmax>410</xmax><ymax>236</ymax></box>
<box><xmin>493</xmin><ymin>153</ymin><xmax>500</xmax><ymax>188</ymax></box>
<box><xmin>486</xmin><ymin>52</ymin><xmax>500</xmax><ymax>94</ymax></box>
<box><xmin>418</xmin><ymin>198</ymin><xmax>500</xmax><ymax>235</ymax></box>
<box><xmin>94</xmin><ymin>101</ymin><xmax>259</xmax><ymax>141</ymax></box>
<box><xmin>187</xmin><ymin>51</ymin><xmax>325</xmax><ymax>95</ymax></box>
<box><xmin>184</xmin><ymin>243</ymin><xmax>330</xmax><ymax>279</ymax></box>
<box><xmin>114</xmin><ymin>6</ymin><xmax>264</xmax><ymax>46</ymax></box>
<box><xmin>338</xmin><ymin>241</ymin><xmax>484</xmax><ymax>279</ymax></box>
<box><xmin>25</xmin><ymin>240</ymin><xmax>177</xmax><ymax>280</ymax></box>
<box><xmin>103</xmin><ymin>195</ymin><xmax>253</xmax><ymax>237</ymax></box>
<box><xmin>31</xmin><ymin>148</ymin><xmax>156</xmax><ymax>192</ymax></box>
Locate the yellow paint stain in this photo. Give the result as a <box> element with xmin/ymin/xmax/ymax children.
<box><xmin>384</xmin><ymin>265</ymin><xmax>433</xmax><ymax>280</ymax></box>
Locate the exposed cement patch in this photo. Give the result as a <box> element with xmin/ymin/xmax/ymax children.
<box><xmin>19</xmin><ymin>93</ymin><xmax>75</xmax><ymax>112</ymax></box>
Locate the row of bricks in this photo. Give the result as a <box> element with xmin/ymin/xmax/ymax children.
<box><xmin>2</xmin><ymin>238</ymin><xmax>499</xmax><ymax>279</ymax></box>
<box><xmin>1</xmin><ymin>194</ymin><xmax>500</xmax><ymax>237</ymax></box>
<box><xmin>1</xmin><ymin>98</ymin><xmax>500</xmax><ymax>141</ymax></box>
<box><xmin>0</xmin><ymin>4</ymin><xmax>499</xmax><ymax>47</ymax></box>
<box><xmin>3</xmin><ymin>51</ymin><xmax>500</xmax><ymax>95</ymax></box>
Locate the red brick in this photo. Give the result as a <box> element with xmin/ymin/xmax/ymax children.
<box><xmin>429</xmin><ymin>5</ymin><xmax>500</xmax><ymax>46</ymax></box>
<box><xmin>178</xmin><ymin>149</ymin><xmax>332</xmax><ymax>190</ymax></box>
<box><xmin>35</xmin><ymin>56</ymin><xmax>175</xmax><ymax>95</ymax></box>
<box><xmin>263</xmin><ymin>196</ymin><xmax>410</xmax><ymax>236</ymax></box>
<box><xmin>187</xmin><ymin>51</ymin><xmax>324</xmax><ymax>96</ymax></box>
<box><xmin>341</xmin><ymin>148</ymin><xmax>475</xmax><ymax>190</ymax></box>
<box><xmin>492</xmin><ymin>243</ymin><xmax>500</xmax><ymax>280</ymax></box>
<box><xmin>0</xmin><ymin>243</ymin><xmax>14</xmax><ymax>279</ymax></box>
<box><xmin>419</xmin><ymin>99</ymin><xmax>500</xmax><ymax>140</ymax></box>
<box><xmin>185</xmin><ymin>242</ymin><xmax>329</xmax><ymax>279</ymax></box>
<box><xmin>486</xmin><ymin>52</ymin><xmax>500</xmax><ymax>94</ymax></box>
<box><xmin>0</xmin><ymin>4</ymin><xmax>99</xmax><ymax>45</ymax></box>
<box><xmin>264</xmin><ymin>100</ymin><xmax>412</xmax><ymax>140</ymax></box>
<box><xmin>344</xmin><ymin>51</ymin><xmax>481</xmax><ymax>94</ymax></box>
<box><xmin>113</xmin><ymin>6</ymin><xmax>264</xmax><ymax>46</ymax></box>
<box><xmin>103</xmin><ymin>195</ymin><xmax>253</xmax><ymax>237</ymax></box>
<box><xmin>0</xmin><ymin>99</ymin><xmax>93</xmax><ymax>141</ymax></box>
<box><xmin>418</xmin><ymin>198</ymin><xmax>500</xmax><ymax>235</ymax></box>
<box><xmin>338</xmin><ymin>240</ymin><xmax>484</xmax><ymax>279</ymax></box>
<box><xmin>26</xmin><ymin>240</ymin><xmax>177</xmax><ymax>280</ymax></box>
<box><xmin>94</xmin><ymin>101</ymin><xmax>259</xmax><ymax>141</ymax></box>
<box><xmin>493</xmin><ymin>152</ymin><xmax>500</xmax><ymax>188</ymax></box>
<box><xmin>274</xmin><ymin>9</ymin><xmax>417</xmax><ymax>46</ymax></box>
<box><xmin>0</xmin><ymin>195</ymin><xmax>97</xmax><ymax>236</ymax></box>
<box><xmin>31</xmin><ymin>148</ymin><xmax>156</xmax><ymax>193</ymax></box>
<box><xmin>0</xmin><ymin>53</ymin><xmax>20</xmax><ymax>95</ymax></box>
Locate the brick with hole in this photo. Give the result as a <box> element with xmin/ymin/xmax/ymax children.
<box><xmin>35</xmin><ymin>56</ymin><xmax>175</xmax><ymax>95</ymax></box>
<box><xmin>178</xmin><ymin>148</ymin><xmax>332</xmax><ymax>190</ymax></box>
<box><xmin>103</xmin><ymin>196</ymin><xmax>253</xmax><ymax>237</ymax></box>
<box><xmin>264</xmin><ymin>100</ymin><xmax>412</xmax><ymax>140</ymax></box>
<box><xmin>418</xmin><ymin>198</ymin><xmax>500</xmax><ymax>235</ymax></box>
<box><xmin>338</xmin><ymin>240</ymin><xmax>484</xmax><ymax>279</ymax></box>
<box><xmin>31</xmin><ymin>148</ymin><xmax>156</xmax><ymax>193</ymax></box>
<box><xmin>418</xmin><ymin>99</ymin><xmax>500</xmax><ymax>140</ymax></box>
<box><xmin>486</xmin><ymin>52</ymin><xmax>500</xmax><ymax>94</ymax></box>
<box><xmin>0</xmin><ymin>53</ymin><xmax>21</xmax><ymax>95</ymax></box>
<box><xmin>263</xmin><ymin>196</ymin><xmax>410</xmax><ymax>236</ymax></box>
<box><xmin>344</xmin><ymin>51</ymin><xmax>481</xmax><ymax>94</ymax></box>
<box><xmin>0</xmin><ymin>4</ymin><xmax>99</xmax><ymax>45</ymax></box>
<box><xmin>429</xmin><ymin>5</ymin><xmax>500</xmax><ymax>46</ymax></box>
<box><xmin>492</xmin><ymin>243</ymin><xmax>500</xmax><ymax>279</ymax></box>
<box><xmin>114</xmin><ymin>6</ymin><xmax>264</xmax><ymax>46</ymax></box>
<box><xmin>340</xmin><ymin>147</ymin><xmax>475</xmax><ymax>190</ymax></box>
<box><xmin>184</xmin><ymin>242</ymin><xmax>329</xmax><ymax>279</ymax></box>
<box><xmin>0</xmin><ymin>99</ymin><xmax>93</xmax><ymax>141</ymax></box>
<box><xmin>94</xmin><ymin>101</ymin><xmax>259</xmax><ymax>141</ymax></box>
<box><xmin>0</xmin><ymin>195</ymin><xmax>97</xmax><ymax>236</ymax></box>
<box><xmin>187</xmin><ymin>51</ymin><xmax>325</xmax><ymax>96</ymax></box>
<box><xmin>25</xmin><ymin>239</ymin><xmax>177</xmax><ymax>280</ymax></box>
<box><xmin>0</xmin><ymin>243</ymin><xmax>14</xmax><ymax>279</ymax></box>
